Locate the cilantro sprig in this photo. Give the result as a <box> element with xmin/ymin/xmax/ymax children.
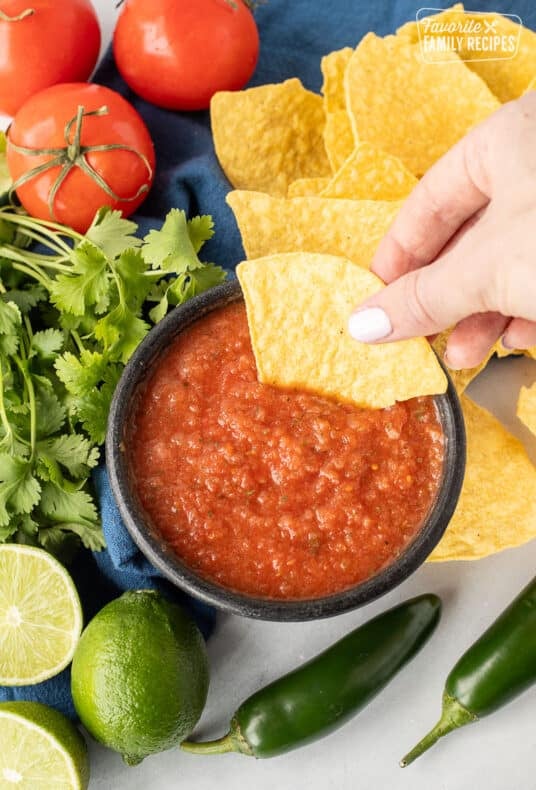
<box><xmin>0</xmin><ymin>205</ymin><xmax>226</xmax><ymax>555</ymax></box>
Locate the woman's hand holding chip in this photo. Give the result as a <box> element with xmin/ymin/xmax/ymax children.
<box><xmin>348</xmin><ymin>91</ymin><xmax>536</xmax><ymax>369</ymax></box>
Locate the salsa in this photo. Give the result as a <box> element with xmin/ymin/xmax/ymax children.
<box><xmin>129</xmin><ymin>302</ymin><xmax>444</xmax><ymax>600</ymax></box>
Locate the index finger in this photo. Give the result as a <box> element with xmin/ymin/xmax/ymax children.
<box><xmin>371</xmin><ymin>123</ymin><xmax>491</xmax><ymax>283</ymax></box>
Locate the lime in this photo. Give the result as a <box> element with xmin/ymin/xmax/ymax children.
<box><xmin>0</xmin><ymin>545</ymin><xmax>83</xmax><ymax>685</ymax></box>
<box><xmin>0</xmin><ymin>701</ymin><xmax>89</xmax><ymax>789</ymax></box>
<box><xmin>71</xmin><ymin>590</ymin><xmax>210</xmax><ymax>765</ymax></box>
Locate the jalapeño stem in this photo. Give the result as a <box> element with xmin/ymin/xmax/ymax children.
<box><xmin>400</xmin><ymin>692</ymin><xmax>477</xmax><ymax>767</ymax></box>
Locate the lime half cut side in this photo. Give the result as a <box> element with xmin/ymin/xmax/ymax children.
<box><xmin>0</xmin><ymin>701</ymin><xmax>89</xmax><ymax>789</ymax></box>
<box><xmin>0</xmin><ymin>545</ymin><xmax>83</xmax><ymax>685</ymax></box>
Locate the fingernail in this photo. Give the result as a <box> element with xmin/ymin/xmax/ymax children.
<box><xmin>443</xmin><ymin>350</ymin><xmax>462</xmax><ymax>371</ymax></box>
<box><xmin>348</xmin><ymin>307</ymin><xmax>392</xmax><ymax>343</ymax></box>
<box><xmin>500</xmin><ymin>334</ymin><xmax>515</xmax><ymax>351</ymax></box>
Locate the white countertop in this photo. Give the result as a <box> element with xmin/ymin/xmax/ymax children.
<box><xmin>46</xmin><ymin>3</ymin><xmax>536</xmax><ymax>787</ymax></box>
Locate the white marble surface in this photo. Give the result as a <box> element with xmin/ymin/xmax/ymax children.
<box><xmin>46</xmin><ymin>2</ymin><xmax>536</xmax><ymax>787</ymax></box>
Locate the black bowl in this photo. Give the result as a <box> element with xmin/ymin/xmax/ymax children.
<box><xmin>106</xmin><ymin>279</ymin><xmax>466</xmax><ymax>621</ymax></box>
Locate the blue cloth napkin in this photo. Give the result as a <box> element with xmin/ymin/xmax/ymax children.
<box><xmin>2</xmin><ymin>0</ymin><xmax>535</xmax><ymax>720</ymax></box>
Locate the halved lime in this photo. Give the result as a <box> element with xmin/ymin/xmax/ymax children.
<box><xmin>0</xmin><ymin>545</ymin><xmax>83</xmax><ymax>685</ymax></box>
<box><xmin>0</xmin><ymin>701</ymin><xmax>89</xmax><ymax>789</ymax></box>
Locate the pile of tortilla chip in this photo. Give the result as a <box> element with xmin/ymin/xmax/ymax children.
<box><xmin>210</xmin><ymin>5</ymin><xmax>536</xmax><ymax>563</ymax></box>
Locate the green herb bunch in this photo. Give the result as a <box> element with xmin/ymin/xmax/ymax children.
<box><xmin>0</xmin><ymin>204</ymin><xmax>226</xmax><ymax>555</ymax></box>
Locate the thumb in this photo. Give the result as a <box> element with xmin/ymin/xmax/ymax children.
<box><xmin>348</xmin><ymin>247</ymin><xmax>489</xmax><ymax>343</ymax></box>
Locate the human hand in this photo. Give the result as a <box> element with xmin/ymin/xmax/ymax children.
<box><xmin>348</xmin><ymin>91</ymin><xmax>536</xmax><ymax>369</ymax></box>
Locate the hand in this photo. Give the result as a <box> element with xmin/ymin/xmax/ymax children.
<box><xmin>348</xmin><ymin>91</ymin><xmax>536</xmax><ymax>369</ymax></box>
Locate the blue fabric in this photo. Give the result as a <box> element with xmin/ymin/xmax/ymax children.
<box><xmin>1</xmin><ymin>0</ymin><xmax>535</xmax><ymax>720</ymax></box>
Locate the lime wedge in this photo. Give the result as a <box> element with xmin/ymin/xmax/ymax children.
<box><xmin>0</xmin><ymin>545</ymin><xmax>83</xmax><ymax>685</ymax></box>
<box><xmin>0</xmin><ymin>701</ymin><xmax>89</xmax><ymax>789</ymax></box>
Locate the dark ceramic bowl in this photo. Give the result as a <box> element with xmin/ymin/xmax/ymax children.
<box><xmin>106</xmin><ymin>279</ymin><xmax>466</xmax><ymax>621</ymax></box>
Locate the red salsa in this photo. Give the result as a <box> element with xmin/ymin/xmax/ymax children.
<box><xmin>129</xmin><ymin>302</ymin><xmax>444</xmax><ymax>600</ymax></box>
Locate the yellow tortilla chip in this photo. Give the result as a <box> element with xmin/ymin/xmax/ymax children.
<box><xmin>287</xmin><ymin>177</ymin><xmax>330</xmax><ymax>197</ymax></box>
<box><xmin>321</xmin><ymin>47</ymin><xmax>354</xmax><ymax>113</ymax></box>
<box><xmin>431</xmin><ymin>330</ymin><xmax>494</xmax><ymax>393</ymax></box>
<box><xmin>495</xmin><ymin>342</ymin><xmax>536</xmax><ymax>360</ymax></box>
<box><xmin>323</xmin><ymin>109</ymin><xmax>356</xmax><ymax>173</ymax></box>
<box><xmin>396</xmin><ymin>4</ymin><xmax>465</xmax><ymax>41</ymax></box>
<box><xmin>518</xmin><ymin>383</ymin><xmax>536</xmax><ymax>436</ymax></box>
<box><xmin>429</xmin><ymin>395</ymin><xmax>536</xmax><ymax>561</ymax></box>
<box><xmin>398</xmin><ymin>7</ymin><xmax>536</xmax><ymax>101</ymax></box>
<box><xmin>320</xmin><ymin>142</ymin><xmax>417</xmax><ymax>200</ymax></box>
<box><xmin>227</xmin><ymin>191</ymin><xmax>402</xmax><ymax>267</ymax></box>
<box><xmin>237</xmin><ymin>252</ymin><xmax>447</xmax><ymax>409</ymax></box>
<box><xmin>527</xmin><ymin>346</ymin><xmax>536</xmax><ymax>359</ymax></box>
<box><xmin>345</xmin><ymin>33</ymin><xmax>500</xmax><ymax>176</ymax></box>
<box><xmin>210</xmin><ymin>79</ymin><xmax>330</xmax><ymax>196</ymax></box>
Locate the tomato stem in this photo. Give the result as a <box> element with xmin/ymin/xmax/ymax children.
<box><xmin>8</xmin><ymin>105</ymin><xmax>153</xmax><ymax>222</ymax></box>
<box><xmin>0</xmin><ymin>8</ymin><xmax>34</xmax><ymax>22</ymax></box>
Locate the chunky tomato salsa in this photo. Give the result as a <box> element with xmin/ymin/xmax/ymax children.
<box><xmin>129</xmin><ymin>302</ymin><xmax>444</xmax><ymax>600</ymax></box>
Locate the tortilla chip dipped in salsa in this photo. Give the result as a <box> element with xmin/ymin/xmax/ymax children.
<box><xmin>237</xmin><ymin>252</ymin><xmax>447</xmax><ymax>409</ymax></box>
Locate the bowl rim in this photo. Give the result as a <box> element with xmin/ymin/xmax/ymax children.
<box><xmin>106</xmin><ymin>278</ymin><xmax>466</xmax><ymax>621</ymax></box>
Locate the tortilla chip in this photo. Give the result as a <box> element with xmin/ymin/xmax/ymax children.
<box><xmin>518</xmin><ymin>383</ymin><xmax>536</xmax><ymax>436</ymax></box>
<box><xmin>397</xmin><ymin>4</ymin><xmax>465</xmax><ymax>41</ymax></box>
<box><xmin>398</xmin><ymin>7</ymin><xmax>536</xmax><ymax>101</ymax></box>
<box><xmin>320</xmin><ymin>142</ymin><xmax>417</xmax><ymax>200</ymax></box>
<box><xmin>227</xmin><ymin>191</ymin><xmax>402</xmax><ymax>267</ymax></box>
<box><xmin>287</xmin><ymin>177</ymin><xmax>330</xmax><ymax>197</ymax></box>
<box><xmin>527</xmin><ymin>346</ymin><xmax>536</xmax><ymax>359</ymax></box>
<box><xmin>237</xmin><ymin>252</ymin><xmax>447</xmax><ymax>409</ymax></box>
<box><xmin>345</xmin><ymin>33</ymin><xmax>500</xmax><ymax>176</ymax></box>
<box><xmin>430</xmin><ymin>395</ymin><xmax>536</xmax><ymax>561</ymax></box>
<box><xmin>210</xmin><ymin>79</ymin><xmax>330</xmax><ymax>196</ymax></box>
<box><xmin>431</xmin><ymin>330</ymin><xmax>494</xmax><ymax>393</ymax></box>
<box><xmin>323</xmin><ymin>109</ymin><xmax>356</xmax><ymax>173</ymax></box>
<box><xmin>321</xmin><ymin>47</ymin><xmax>354</xmax><ymax>113</ymax></box>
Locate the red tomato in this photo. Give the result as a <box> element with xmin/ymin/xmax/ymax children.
<box><xmin>7</xmin><ymin>83</ymin><xmax>156</xmax><ymax>233</ymax></box>
<box><xmin>113</xmin><ymin>0</ymin><xmax>259</xmax><ymax>111</ymax></box>
<box><xmin>0</xmin><ymin>0</ymin><xmax>101</xmax><ymax>117</ymax></box>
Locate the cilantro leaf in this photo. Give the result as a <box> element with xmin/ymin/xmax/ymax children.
<box><xmin>72</xmin><ymin>365</ymin><xmax>122</xmax><ymax>445</ymax></box>
<box><xmin>94</xmin><ymin>304</ymin><xmax>149</xmax><ymax>364</ymax></box>
<box><xmin>187</xmin><ymin>215</ymin><xmax>215</xmax><ymax>253</ymax></box>
<box><xmin>142</xmin><ymin>209</ymin><xmax>203</xmax><ymax>272</ymax></box>
<box><xmin>2</xmin><ymin>285</ymin><xmax>47</xmax><ymax>313</ymax></box>
<box><xmin>35</xmin><ymin>386</ymin><xmax>66</xmax><ymax>439</ymax></box>
<box><xmin>85</xmin><ymin>207</ymin><xmax>142</xmax><ymax>259</ymax></box>
<box><xmin>31</xmin><ymin>329</ymin><xmax>64</xmax><ymax>361</ymax></box>
<box><xmin>38</xmin><ymin>434</ymin><xmax>100</xmax><ymax>479</ymax></box>
<box><xmin>55</xmin><ymin>350</ymin><xmax>108</xmax><ymax>396</ymax></box>
<box><xmin>0</xmin><ymin>453</ymin><xmax>41</xmax><ymax>525</ymax></box>
<box><xmin>51</xmin><ymin>241</ymin><xmax>109</xmax><ymax>315</ymax></box>
<box><xmin>0</xmin><ymin>299</ymin><xmax>21</xmax><ymax>336</ymax></box>
<box><xmin>114</xmin><ymin>249</ymin><xmax>154</xmax><ymax>309</ymax></box>
<box><xmin>38</xmin><ymin>481</ymin><xmax>105</xmax><ymax>551</ymax></box>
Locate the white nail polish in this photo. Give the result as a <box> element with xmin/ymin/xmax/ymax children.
<box><xmin>348</xmin><ymin>307</ymin><xmax>392</xmax><ymax>343</ymax></box>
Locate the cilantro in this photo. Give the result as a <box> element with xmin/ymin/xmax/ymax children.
<box><xmin>0</xmin><ymin>205</ymin><xmax>226</xmax><ymax>556</ymax></box>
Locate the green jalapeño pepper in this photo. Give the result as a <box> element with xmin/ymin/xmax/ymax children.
<box><xmin>401</xmin><ymin>574</ymin><xmax>536</xmax><ymax>766</ymax></box>
<box><xmin>181</xmin><ymin>594</ymin><xmax>440</xmax><ymax>758</ymax></box>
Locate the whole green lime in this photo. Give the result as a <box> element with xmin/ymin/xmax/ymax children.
<box><xmin>71</xmin><ymin>590</ymin><xmax>209</xmax><ymax>765</ymax></box>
